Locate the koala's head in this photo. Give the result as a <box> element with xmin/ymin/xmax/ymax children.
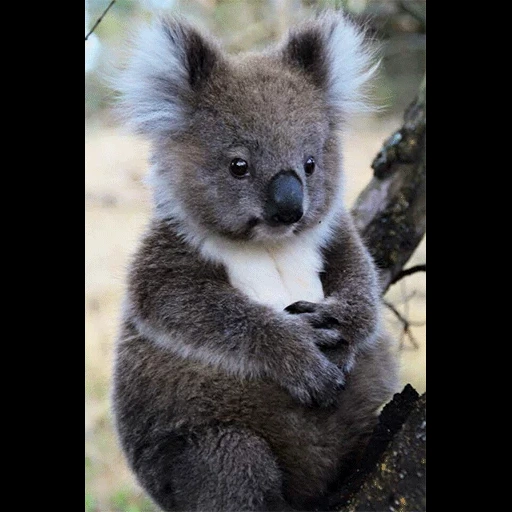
<box><xmin>116</xmin><ymin>11</ymin><xmax>377</xmax><ymax>246</ymax></box>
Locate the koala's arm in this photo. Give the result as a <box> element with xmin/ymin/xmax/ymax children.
<box><xmin>321</xmin><ymin>212</ymin><xmax>382</xmax><ymax>345</ymax></box>
<box><xmin>124</xmin><ymin>222</ymin><xmax>345</xmax><ymax>406</ymax></box>
<box><xmin>288</xmin><ymin>212</ymin><xmax>382</xmax><ymax>372</ymax></box>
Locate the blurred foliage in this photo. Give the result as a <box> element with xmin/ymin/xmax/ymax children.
<box><xmin>85</xmin><ymin>0</ymin><xmax>426</xmax><ymax>123</ymax></box>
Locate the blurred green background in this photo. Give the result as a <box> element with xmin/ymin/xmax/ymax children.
<box><xmin>85</xmin><ymin>1</ymin><xmax>425</xmax><ymax>510</ymax></box>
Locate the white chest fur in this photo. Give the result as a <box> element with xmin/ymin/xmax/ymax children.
<box><xmin>200</xmin><ymin>236</ymin><xmax>325</xmax><ymax>311</ymax></box>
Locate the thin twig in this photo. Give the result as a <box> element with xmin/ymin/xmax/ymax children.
<box><xmin>401</xmin><ymin>280</ymin><xmax>409</xmax><ymax>335</ymax></box>
<box><xmin>85</xmin><ymin>0</ymin><xmax>116</xmax><ymax>41</ymax></box>
<box><xmin>384</xmin><ymin>300</ymin><xmax>424</xmax><ymax>350</ymax></box>
<box><xmin>390</xmin><ymin>264</ymin><xmax>426</xmax><ymax>286</ymax></box>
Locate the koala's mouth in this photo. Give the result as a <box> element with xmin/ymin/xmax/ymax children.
<box><xmin>249</xmin><ymin>217</ymin><xmax>302</xmax><ymax>243</ymax></box>
<box><xmin>225</xmin><ymin>215</ymin><xmax>304</xmax><ymax>244</ymax></box>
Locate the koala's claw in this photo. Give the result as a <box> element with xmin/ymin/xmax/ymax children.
<box><xmin>314</xmin><ymin>330</ymin><xmax>348</xmax><ymax>350</ymax></box>
<box><xmin>285</xmin><ymin>300</ymin><xmax>341</xmax><ymax>330</ymax></box>
<box><xmin>286</xmin><ymin>301</ymin><xmax>348</xmax><ymax>349</ymax></box>
<box><xmin>310</xmin><ymin>315</ymin><xmax>341</xmax><ymax>330</ymax></box>
<box><xmin>285</xmin><ymin>301</ymin><xmax>318</xmax><ymax>314</ymax></box>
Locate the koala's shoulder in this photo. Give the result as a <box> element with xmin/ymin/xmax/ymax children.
<box><xmin>129</xmin><ymin>220</ymin><xmax>226</xmax><ymax>283</ymax></box>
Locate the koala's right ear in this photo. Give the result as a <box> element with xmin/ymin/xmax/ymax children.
<box><xmin>115</xmin><ymin>17</ymin><xmax>223</xmax><ymax>138</ymax></box>
<box><xmin>279</xmin><ymin>10</ymin><xmax>379</xmax><ymax>119</ymax></box>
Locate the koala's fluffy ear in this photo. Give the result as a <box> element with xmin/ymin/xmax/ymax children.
<box><xmin>115</xmin><ymin>17</ymin><xmax>223</xmax><ymax>137</ymax></box>
<box><xmin>280</xmin><ymin>10</ymin><xmax>379</xmax><ymax>118</ymax></box>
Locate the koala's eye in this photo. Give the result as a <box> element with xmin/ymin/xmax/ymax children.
<box><xmin>230</xmin><ymin>158</ymin><xmax>249</xmax><ymax>178</ymax></box>
<box><xmin>304</xmin><ymin>156</ymin><xmax>315</xmax><ymax>176</ymax></box>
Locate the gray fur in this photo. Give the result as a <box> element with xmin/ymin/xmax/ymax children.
<box><xmin>112</xmin><ymin>10</ymin><xmax>398</xmax><ymax>512</ymax></box>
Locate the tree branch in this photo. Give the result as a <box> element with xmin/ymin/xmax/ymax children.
<box><xmin>85</xmin><ymin>0</ymin><xmax>116</xmax><ymax>41</ymax></box>
<box><xmin>390</xmin><ymin>264</ymin><xmax>426</xmax><ymax>286</ymax></box>
<box><xmin>352</xmin><ymin>76</ymin><xmax>426</xmax><ymax>294</ymax></box>
<box><xmin>338</xmin><ymin>388</ymin><xmax>426</xmax><ymax>511</ymax></box>
<box><xmin>384</xmin><ymin>300</ymin><xmax>424</xmax><ymax>349</ymax></box>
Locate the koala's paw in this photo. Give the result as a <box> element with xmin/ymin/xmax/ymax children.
<box><xmin>285</xmin><ymin>300</ymin><xmax>359</xmax><ymax>378</ymax></box>
<box><xmin>284</xmin><ymin>352</ymin><xmax>346</xmax><ymax>408</ymax></box>
<box><xmin>285</xmin><ymin>301</ymin><xmax>347</xmax><ymax>348</ymax></box>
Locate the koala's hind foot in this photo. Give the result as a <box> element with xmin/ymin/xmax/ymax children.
<box><xmin>138</xmin><ymin>425</ymin><xmax>294</xmax><ymax>512</ymax></box>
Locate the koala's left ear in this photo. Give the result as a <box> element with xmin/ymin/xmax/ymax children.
<box><xmin>115</xmin><ymin>16</ymin><xmax>224</xmax><ymax>138</ymax></box>
<box><xmin>280</xmin><ymin>10</ymin><xmax>379</xmax><ymax>117</ymax></box>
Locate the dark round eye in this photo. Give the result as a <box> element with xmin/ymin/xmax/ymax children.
<box><xmin>230</xmin><ymin>158</ymin><xmax>249</xmax><ymax>178</ymax></box>
<box><xmin>304</xmin><ymin>156</ymin><xmax>315</xmax><ymax>176</ymax></box>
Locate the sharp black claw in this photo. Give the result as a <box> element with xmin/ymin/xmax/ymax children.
<box><xmin>338</xmin><ymin>337</ymin><xmax>350</xmax><ymax>347</ymax></box>
<box><xmin>284</xmin><ymin>301</ymin><xmax>317</xmax><ymax>314</ymax></box>
<box><xmin>311</xmin><ymin>316</ymin><xmax>341</xmax><ymax>329</ymax></box>
<box><xmin>316</xmin><ymin>335</ymin><xmax>349</xmax><ymax>350</ymax></box>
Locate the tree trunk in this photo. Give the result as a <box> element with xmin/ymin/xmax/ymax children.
<box><xmin>330</xmin><ymin>80</ymin><xmax>426</xmax><ymax>511</ymax></box>
<box><xmin>331</xmin><ymin>386</ymin><xmax>426</xmax><ymax>511</ymax></box>
<box><xmin>345</xmin><ymin>390</ymin><xmax>426</xmax><ymax>512</ymax></box>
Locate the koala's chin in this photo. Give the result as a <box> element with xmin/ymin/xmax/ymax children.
<box><xmin>251</xmin><ymin>222</ymin><xmax>299</xmax><ymax>245</ymax></box>
<box><xmin>212</xmin><ymin>219</ymin><xmax>298</xmax><ymax>246</ymax></box>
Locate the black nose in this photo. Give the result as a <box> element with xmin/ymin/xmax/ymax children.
<box><xmin>265</xmin><ymin>170</ymin><xmax>303</xmax><ymax>226</ymax></box>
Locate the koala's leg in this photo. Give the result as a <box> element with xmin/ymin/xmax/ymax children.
<box><xmin>142</xmin><ymin>425</ymin><xmax>292</xmax><ymax>512</ymax></box>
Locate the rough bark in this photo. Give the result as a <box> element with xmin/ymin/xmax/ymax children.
<box><xmin>352</xmin><ymin>77</ymin><xmax>426</xmax><ymax>293</ymax></box>
<box><xmin>330</xmin><ymin>386</ymin><xmax>426</xmax><ymax>512</ymax></box>
<box><xmin>345</xmin><ymin>391</ymin><xmax>426</xmax><ymax>512</ymax></box>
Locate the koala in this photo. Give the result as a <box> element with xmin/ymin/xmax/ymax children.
<box><xmin>112</xmin><ymin>9</ymin><xmax>399</xmax><ymax>512</ymax></box>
